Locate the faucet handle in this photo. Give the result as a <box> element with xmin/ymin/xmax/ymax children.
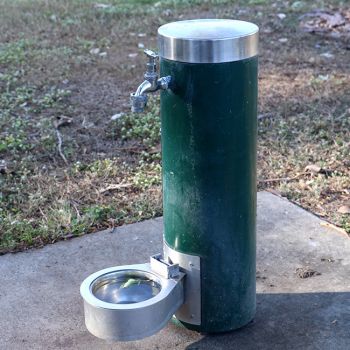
<box><xmin>144</xmin><ymin>49</ymin><xmax>158</xmax><ymax>84</ymax></box>
<box><xmin>144</xmin><ymin>49</ymin><xmax>158</xmax><ymax>60</ymax></box>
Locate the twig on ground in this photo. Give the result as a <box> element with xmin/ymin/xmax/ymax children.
<box><xmin>115</xmin><ymin>146</ymin><xmax>146</xmax><ymax>153</ymax></box>
<box><xmin>53</xmin><ymin>116</ymin><xmax>72</xmax><ymax>165</ymax></box>
<box><xmin>38</xmin><ymin>207</ymin><xmax>48</xmax><ymax>222</ymax></box>
<box><xmin>70</xmin><ymin>200</ymin><xmax>81</xmax><ymax>218</ymax></box>
<box><xmin>258</xmin><ymin>172</ymin><xmax>306</xmax><ymax>183</ymax></box>
<box><xmin>99</xmin><ymin>183</ymin><xmax>133</xmax><ymax>194</ymax></box>
<box><xmin>55</xmin><ymin>128</ymin><xmax>68</xmax><ymax>165</ymax></box>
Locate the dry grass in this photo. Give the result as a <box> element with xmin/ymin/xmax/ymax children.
<box><xmin>0</xmin><ymin>0</ymin><xmax>349</xmax><ymax>254</ymax></box>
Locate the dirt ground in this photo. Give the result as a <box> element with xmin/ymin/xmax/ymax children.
<box><xmin>0</xmin><ymin>0</ymin><xmax>349</xmax><ymax>253</ymax></box>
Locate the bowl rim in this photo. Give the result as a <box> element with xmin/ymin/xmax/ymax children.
<box><xmin>80</xmin><ymin>263</ymin><xmax>178</xmax><ymax>310</ymax></box>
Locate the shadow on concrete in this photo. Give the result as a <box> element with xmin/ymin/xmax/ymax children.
<box><xmin>185</xmin><ymin>292</ymin><xmax>350</xmax><ymax>350</ymax></box>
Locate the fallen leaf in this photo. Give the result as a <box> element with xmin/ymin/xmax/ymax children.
<box><xmin>149</xmin><ymin>144</ymin><xmax>161</xmax><ymax>154</ymax></box>
<box><xmin>338</xmin><ymin>205</ymin><xmax>350</xmax><ymax>214</ymax></box>
<box><xmin>296</xmin><ymin>267</ymin><xmax>321</xmax><ymax>278</ymax></box>
<box><xmin>321</xmin><ymin>257</ymin><xmax>335</xmax><ymax>262</ymax></box>
<box><xmin>291</xmin><ymin>1</ymin><xmax>304</xmax><ymax>10</ymax></box>
<box><xmin>317</xmin><ymin>74</ymin><xmax>329</xmax><ymax>81</ymax></box>
<box><xmin>305</xmin><ymin>164</ymin><xmax>321</xmax><ymax>173</ymax></box>
<box><xmin>121</xmin><ymin>278</ymin><xmax>141</xmax><ymax>288</ymax></box>
<box><xmin>111</xmin><ymin>112</ymin><xmax>125</xmax><ymax>121</ymax></box>
<box><xmin>50</xmin><ymin>14</ymin><xmax>58</xmax><ymax>22</ymax></box>
<box><xmin>320</xmin><ymin>222</ymin><xmax>348</xmax><ymax>236</ymax></box>
<box><xmin>320</xmin><ymin>52</ymin><xmax>334</xmax><ymax>59</ymax></box>
<box><xmin>162</xmin><ymin>9</ymin><xmax>172</xmax><ymax>16</ymax></box>
<box><xmin>299</xmin><ymin>10</ymin><xmax>349</xmax><ymax>38</ymax></box>
<box><xmin>321</xmin><ymin>12</ymin><xmax>345</xmax><ymax>27</ymax></box>
<box><xmin>94</xmin><ymin>3</ymin><xmax>112</xmax><ymax>9</ymax></box>
<box><xmin>53</xmin><ymin>116</ymin><xmax>72</xmax><ymax>129</ymax></box>
<box><xmin>0</xmin><ymin>160</ymin><xmax>7</xmax><ymax>174</ymax></box>
<box><xmin>89</xmin><ymin>48</ymin><xmax>100</xmax><ymax>55</ymax></box>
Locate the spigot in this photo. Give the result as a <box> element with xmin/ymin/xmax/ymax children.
<box><xmin>130</xmin><ymin>93</ymin><xmax>147</xmax><ymax>113</ymax></box>
<box><xmin>130</xmin><ymin>49</ymin><xmax>171</xmax><ymax>113</ymax></box>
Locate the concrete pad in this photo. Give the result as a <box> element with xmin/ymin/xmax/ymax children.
<box><xmin>0</xmin><ymin>192</ymin><xmax>349</xmax><ymax>350</ymax></box>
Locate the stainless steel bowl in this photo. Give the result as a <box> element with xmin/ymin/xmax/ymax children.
<box><xmin>80</xmin><ymin>264</ymin><xmax>184</xmax><ymax>341</ymax></box>
<box><xmin>91</xmin><ymin>270</ymin><xmax>161</xmax><ymax>304</ymax></box>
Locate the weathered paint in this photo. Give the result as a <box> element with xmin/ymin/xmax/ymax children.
<box><xmin>160</xmin><ymin>57</ymin><xmax>258</xmax><ymax>332</ymax></box>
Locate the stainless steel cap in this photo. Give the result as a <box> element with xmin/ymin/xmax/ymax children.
<box><xmin>158</xmin><ymin>19</ymin><xmax>259</xmax><ymax>63</ymax></box>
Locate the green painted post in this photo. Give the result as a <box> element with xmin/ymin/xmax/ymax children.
<box><xmin>158</xmin><ymin>19</ymin><xmax>259</xmax><ymax>333</ymax></box>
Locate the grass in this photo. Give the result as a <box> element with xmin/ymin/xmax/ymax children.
<box><xmin>0</xmin><ymin>0</ymin><xmax>349</xmax><ymax>253</ymax></box>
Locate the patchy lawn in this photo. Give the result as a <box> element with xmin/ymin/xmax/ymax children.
<box><xmin>0</xmin><ymin>0</ymin><xmax>349</xmax><ymax>254</ymax></box>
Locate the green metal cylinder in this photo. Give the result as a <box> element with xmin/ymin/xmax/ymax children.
<box><xmin>158</xmin><ymin>19</ymin><xmax>258</xmax><ymax>333</ymax></box>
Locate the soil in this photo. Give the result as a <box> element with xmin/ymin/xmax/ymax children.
<box><xmin>0</xmin><ymin>0</ymin><xmax>349</xmax><ymax>253</ymax></box>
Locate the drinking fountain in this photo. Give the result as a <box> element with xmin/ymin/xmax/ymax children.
<box><xmin>81</xmin><ymin>19</ymin><xmax>259</xmax><ymax>341</ymax></box>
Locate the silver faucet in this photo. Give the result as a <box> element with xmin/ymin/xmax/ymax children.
<box><xmin>130</xmin><ymin>49</ymin><xmax>171</xmax><ymax>113</ymax></box>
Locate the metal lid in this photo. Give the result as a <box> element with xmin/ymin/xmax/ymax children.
<box><xmin>158</xmin><ymin>19</ymin><xmax>259</xmax><ymax>63</ymax></box>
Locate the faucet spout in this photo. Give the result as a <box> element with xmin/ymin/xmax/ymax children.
<box><xmin>130</xmin><ymin>76</ymin><xmax>171</xmax><ymax>113</ymax></box>
<box><xmin>130</xmin><ymin>80</ymin><xmax>152</xmax><ymax>113</ymax></box>
<box><xmin>130</xmin><ymin>49</ymin><xmax>172</xmax><ymax>113</ymax></box>
<box><xmin>135</xmin><ymin>80</ymin><xmax>153</xmax><ymax>97</ymax></box>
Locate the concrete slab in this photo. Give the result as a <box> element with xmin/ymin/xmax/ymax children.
<box><xmin>0</xmin><ymin>192</ymin><xmax>349</xmax><ymax>350</ymax></box>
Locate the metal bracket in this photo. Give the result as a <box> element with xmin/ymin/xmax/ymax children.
<box><xmin>150</xmin><ymin>254</ymin><xmax>180</xmax><ymax>279</ymax></box>
<box><xmin>163</xmin><ymin>243</ymin><xmax>201</xmax><ymax>326</ymax></box>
